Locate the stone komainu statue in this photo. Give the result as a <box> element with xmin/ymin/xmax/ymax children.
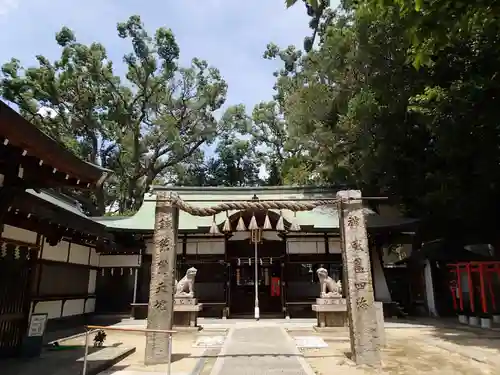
<box><xmin>175</xmin><ymin>267</ymin><xmax>197</xmax><ymax>297</ymax></box>
<box><xmin>316</xmin><ymin>267</ymin><xmax>342</xmax><ymax>298</ymax></box>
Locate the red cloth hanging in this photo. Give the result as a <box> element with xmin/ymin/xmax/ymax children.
<box><xmin>449</xmin><ymin>280</ymin><xmax>458</xmax><ymax>310</ymax></box>
<box><xmin>271</xmin><ymin>277</ymin><xmax>280</xmax><ymax>297</ymax></box>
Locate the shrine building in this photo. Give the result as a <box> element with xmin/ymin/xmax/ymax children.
<box><xmin>0</xmin><ymin>101</ymin><xmax>114</xmax><ymax>358</ymax></box>
<box><xmin>93</xmin><ymin>186</ymin><xmax>418</xmax><ymax>319</ymax></box>
<box><xmin>4</xmin><ymin>97</ymin><xmax>500</xmax><ymax>359</ymax></box>
<box><xmin>0</xmin><ymin>99</ymin><xmax>420</xmax><ymax>359</ymax></box>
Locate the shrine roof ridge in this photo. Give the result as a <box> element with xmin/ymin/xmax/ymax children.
<box><xmin>151</xmin><ymin>185</ymin><xmax>352</xmax><ymax>195</ymax></box>
<box><xmin>93</xmin><ymin>188</ymin><xmax>419</xmax><ymax>233</ymax></box>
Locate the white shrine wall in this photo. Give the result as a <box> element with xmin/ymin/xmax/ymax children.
<box><xmin>142</xmin><ymin>233</ymin><xmax>343</xmax><ymax>255</ymax></box>
<box><xmin>287</xmin><ymin>235</ymin><xmax>391</xmax><ymax>302</ymax></box>
<box><xmin>1</xmin><ymin>224</ymin><xmax>99</xmax><ymax>324</ymax></box>
<box><xmin>2</xmin><ymin>224</ymin><xmax>38</xmax><ymax>244</ymax></box>
<box><xmin>32</xmin><ymin>236</ymin><xmax>99</xmax><ymax>322</ymax></box>
<box><xmin>144</xmin><ymin>236</ymin><xmax>225</xmax><ymax>255</ymax></box>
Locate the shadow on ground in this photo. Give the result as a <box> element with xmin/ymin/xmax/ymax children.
<box><xmin>1</xmin><ymin>345</ymin><xmax>106</xmax><ymax>375</ymax></box>
<box><xmin>43</xmin><ymin>315</ymin><xmax>125</xmax><ymax>344</ymax></box>
<box><xmin>290</xmin><ymin>322</ymin><xmax>497</xmax><ymax>375</ymax></box>
<box><xmin>386</xmin><ymin>317</ymin><xmax>500</xmax><ymax>354</ymax></box>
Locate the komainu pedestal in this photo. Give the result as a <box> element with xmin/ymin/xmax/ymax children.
<box><xmin>312</xmin><ymin>297</ymin><xmax>348</xmax><ymax>328</ymax></box>
<box><xmin>173</xmin><ymin>297</ymin><xmax>203</xmax><ymax>329</ymax></box>
<box><xmin>173</xmin><ymin>267</ymin><xmax>203</xmax><ymax>330</ymax></box>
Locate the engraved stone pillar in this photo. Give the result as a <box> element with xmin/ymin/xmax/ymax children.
<box><xmin>337</xmin><ymin>190</ymin><xmax>381</xmax><ymax>366</ymax></box>
<box><xmin>144</xmin><ymin>191</ymin><xmax>179</xmax><ymax>365</ymax></box>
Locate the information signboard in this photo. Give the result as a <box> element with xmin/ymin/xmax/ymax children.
<box><xmin>22</xmin><ymin>313</ymin><xmax>48</xmax><ymax>357</ymax></box>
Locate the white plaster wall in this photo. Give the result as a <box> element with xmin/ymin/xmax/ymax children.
<box><xmin>89</xmin><ymin>248</ymin><xmax>99</xmax><ymax>266</ymax></box>
<box><xmin>42</xmin><ymin>239</ymin><xmax>69</xmax><ymax>262</ymax></box>
<box><xmin>287</xmin><ymin>237</ymin><xmax>326</xmax><ymax>254</ymax></box>
<box><xmin>262</xmin><ymin>232</ymin><xmax>282</xmax><ymax>241</ymax></box>
<box><xmin>2</xmin><ymin>225</ymin><xmax>37</xmax><ymax>244</ymax></box>
<box><xmin>371</xmin><ymin>246</ymin><xmax>392</xmax><ymax>302</ymax></box>
<box><xmin>228</xmin><ymin>231</ymin><xmax>248</xmax><ymax>242</ymax></box>
<box><xmin>69</xmin><ymin>243</ymin><xmax>90</xmax><ymax>265</ymax></box>
<box><xmin>88</xmin><ymin>269</ymin><xmax>97</xmax><ymax>294</ymax></box>
<box><xmin>145</xmin><ymin>239</ymin><xmax>153</xmax><ymax>254</ymax></box>
<box><xmin>62</xmin><ymin>299</ymin><xmax>85</xmax><ymax>317</ymax></box>
<box><xmin>424</xmin><ymin>260</ymin><xmax>438</xmax><ymax>316</ymax></box>
<box><xmin>186</xmin><ymin>238</ymin><xmax>225</xmax><ymax>255</ymax></box>
<box><xmin>85</xmin><ymin>298</ymin><xmax>96</xmax><ymax>313</ymax></box>
<box><xmin>328</xmin><ymin>238</ymin><xmax>342</xmax><ymax>254</ymax></box>
<box><xmin>99</xmin><ymin>254</ymin><xmax>141</xmax><ymax>268</ymax></box>
<box><xmin>186</xmin><ymin>240</ymin><xmax>197</xmax><ymax>255</ymax></box>
<box><xmin>228</xmin><ymin>231</ymin><xmax>283</xmax><ymax>242</ymax></box>
<box><xmin>33</xmin><ymin>300</ymin><xmax>62</xmax><ymax>319</ymax></box>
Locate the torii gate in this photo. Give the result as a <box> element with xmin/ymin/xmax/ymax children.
<box><xmin>144</xmin><ymin>190</ymin><xmax>382</xmax><ymax>367</ymax></box>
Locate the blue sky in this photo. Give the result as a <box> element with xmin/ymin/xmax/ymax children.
<box><xmin>0</xmin><ymin>0</ymin><xmax>311</xmax><ymax>112</ymax></box>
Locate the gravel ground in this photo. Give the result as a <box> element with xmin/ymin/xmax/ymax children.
<box><xmin>287</xmin><ymin>324</ymin><xmax>500</xmax><ymax>375</ymax></box>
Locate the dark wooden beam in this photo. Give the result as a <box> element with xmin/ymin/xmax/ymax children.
<box><xmin>0</xmin><ymin>142</ymin><xmax>94</xmax><ymax>189</ymax></box>
<box><xmin>0</xmin><ymin>102</ymin><xmax>108</xmax><ymax>187</ymax></box>
<box><xmin>0</xmin><ymin>147</ymin><xmax>25</xmax><ymax>232</ymax></box>
<box><xmin>324</xmin><ymin>233</ymin><xmax>330</xmax><ymax>255</ymax></box>
<box><xmin>4</xmin><ymin>209</ymin><xmax>111</xmax><ymax>250</ymax></box>
<box><xmin>11</xmin><ymin>191</ymin><xmax>112</xmax><ymax>239</ymax></box>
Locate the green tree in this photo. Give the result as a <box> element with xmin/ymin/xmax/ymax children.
<box><xmin>169</xmin><ymin>105</ymin><xmax>263</xmax><ymax>187</ymax></box>
<box><xmin>1</xmin><ymin>15</ymin><xmax>228</xmax><ymax>213</ymax></box>
<box><xmin>276</xmin><ymin>0</ymin><xmax>500</xmax><ymax>241</ymax></box>
<box><xmin>169</xmin><ymin>144</ymin><xmax>263</xmax><ymax>187</ymax></box>
<box><xmin>251</xmin><ymin>100</ymin><xmax>317</xmax><ymax>185</ymax></box>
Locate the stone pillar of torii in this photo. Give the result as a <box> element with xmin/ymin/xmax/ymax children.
<box><xmin>144</xmin><ymin>190</ymin><xmax>381</xmax><ymax>367</ymax></box>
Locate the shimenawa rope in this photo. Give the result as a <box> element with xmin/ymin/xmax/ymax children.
<box><xmin>166</xmin><ymin>192</ymin><xmax>339</xmax><ymax>217</ymax></box>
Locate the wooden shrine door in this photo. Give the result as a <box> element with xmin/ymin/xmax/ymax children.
<box><xmin>0</xmin><ymin>241</ymin><xmax>37</xmax><ymax>358</ymax></box>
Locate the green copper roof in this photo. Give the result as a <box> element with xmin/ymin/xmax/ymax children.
<box><xmin>27</xmin><ymin>189</ymin><xmax>89</xmax><ymax>218</ymax></box>
<box><xmin>19</xmin><ymin>189</ymin><xmax>112</xmax><ymax>239</ymax></box>
<box><xmin>93</xmin><ymin>186</ymin><xmax>418</xmax><ymax>232</ymax></box>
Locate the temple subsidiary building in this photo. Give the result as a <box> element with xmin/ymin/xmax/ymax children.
<box><xmin>93</xmin><ymin>186</ymin><xmax>418</xmax><ymax>319</ymax></box>
<box><xmin>0</xmin><ymin>101</ymin><xmax>113</xmax><ymax>357</ymax></box>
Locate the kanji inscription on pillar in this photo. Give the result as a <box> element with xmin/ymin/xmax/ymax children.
<box><xmin>145</xmin><ymin>191</ymin><xmax>179</xmax><ymax>365</ymax></box>
<box><xmin>337</xmin><ymin>190</ymin><xmax>381</xmax><ymax>366</ymax></box>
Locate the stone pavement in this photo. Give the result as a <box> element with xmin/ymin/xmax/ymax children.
<box><xmin>209</xmin><ymin>326</ymin><xmax>314</xmax><ymax>375</ymax></box>
<box><xmin>11</xmin><ymin>317</ymin><xmax>500</xmax><ymax>375</ymax></box>
<box><xmin>116</xmin><ymin>318</ymin><xmax>318</xmax><ymax>330</ymax></box>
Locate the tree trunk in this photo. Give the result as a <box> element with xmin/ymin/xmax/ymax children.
<box><xmin>94</xmin><ymin>187</ymin><xmax>106</xmax><ymax>215</ymax></box>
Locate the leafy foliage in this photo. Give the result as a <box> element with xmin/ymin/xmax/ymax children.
<box><xmin>279</xmin><ymin>0</ymin><xmax>500</xmax><ymax>240</ymax></box>
<box><xmin>1</xmin><ymin>15</ymin><xmax>228</xmax><ymax>213</ymax></box>
<box><xmin>0</xmin><ymin>14</ymin><xmax>326</xmax><ymax>213</ymax></box>
<box><xmin>3</xmin><ymin>1</ymin><xmax>499</xmax><ymax>246</ymax></box>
